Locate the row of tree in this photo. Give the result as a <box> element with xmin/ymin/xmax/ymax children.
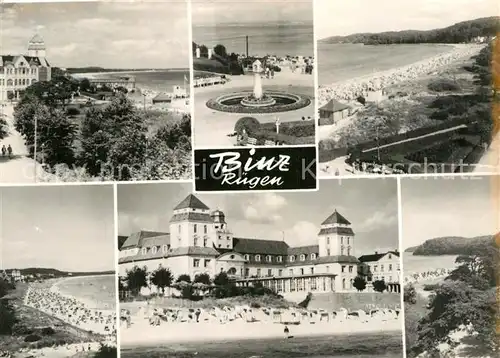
<box><xmin>12</xmin><ymin>76</ymin><xmax>192</xmax><ymax>180</ymax></box>
<box><xmin>192</xmin><ymin>42</ymin><xmax>244</xmax><ymax>75</ymax></box>
<box><xmin>322</xmin><ymin>16</ymin><xmax>499</xmax><ymax>45</ymax></box>
<box><xmin>121</xmin><ymin>266</ymin><xmax>279</xmax><ymax>300</ymax></box>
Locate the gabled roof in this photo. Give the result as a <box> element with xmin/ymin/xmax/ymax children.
<box><xmin>319</xmin><ymin>99</ymin><xmax>350</xmax><ymax>113</ymax></box>
<box><xmin>170</xmin><ymin>212</ymin><xmax>213</xmax><ymax>223</ymax></box>
<box><xmin>321</xmin><ymin>210</ymin><xmax>351</xmax><ymax>226</ymax></box>
<box><xmin>120</xmin><ymin>230</ymin><xmax>168</xmax><ymax>249</ymax></box>
<box><xmin>318</xmin><ymin>227</ymin><xmax>354</xmax><ymax>236</ymax></box>
<box><xmin>174</xmin><ymin>194</ymin><xmax>209</xmax><ymax>210</ymax></box>
<box><xmin>233</xmin><ymin>238</ymin><xmax>289</xmax><ymax>255</ymax></box>
<box><xmin>358</xmin><ymin>251</ymin><xmax>399</xmax><ymax>263</ymax></box>
<box><xmin>287</xmin><ymin>245</ymin><xmax>319</xmax><ymax>256</ymax></box>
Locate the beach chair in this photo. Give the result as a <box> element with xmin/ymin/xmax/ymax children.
<box><xmin>247</xmin><ymin>137</ymin><xmax>257</xmax><ymax>146</ymax></box>
<box><xmin>264</xmin><ymin>140</ymin><xmax>276</xmax><ymax>146</ymax></box>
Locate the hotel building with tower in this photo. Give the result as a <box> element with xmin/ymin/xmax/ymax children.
<box><xmin>0</xmin><ymin>34</ymin><xmax>51</xmax><ymax>102</ymax></box>
<box><xmin>119</xmin><ymin>195</ymin><xmax>401</xmax><ymax>296</ymax></box>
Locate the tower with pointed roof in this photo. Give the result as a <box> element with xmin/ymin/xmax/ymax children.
<box><xmin>211</xmin><ymin>209</ymin><xmax>234</xmax><ymax>250</ymax></box>
<box><xmin>317</xmin><ymin>209</ymin><xmax>355</xmax><ymax>258</ymax></box>
<box><xmin>28</xmin><ymin>34</ymin><xmax>46</xmax><ymax>58</ymax></box>
<box><xmin>169</xmin><ymin>194</ymin><xmax>215</xmax><ymax>249</ymax></box>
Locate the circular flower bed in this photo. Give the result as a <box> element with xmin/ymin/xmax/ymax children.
<box><xmin>206</xmin><ymin>90</ymin><xmax>311</xmax><ymax>114</ymax></box>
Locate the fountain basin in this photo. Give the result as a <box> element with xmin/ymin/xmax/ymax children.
<box><xmin>206</xmin><ymin>90</ymin><xmax>311</xmax><ymax>114</ymax></box>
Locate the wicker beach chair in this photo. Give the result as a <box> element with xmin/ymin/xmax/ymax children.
<box><xmin>247</xmin><ymin>137</ymin><xmax>257</xmax><ymax>146</ymax></box>
<box><xmin>264</xmin><ymin>140</ymin><xmax>276</xmax><ymax>146</ymax></box>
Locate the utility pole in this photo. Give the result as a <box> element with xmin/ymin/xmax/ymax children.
<box><xmin>245</xmin><ymin>35</ymin><xmax>249</xmax><ymax>58</ymax></box>
<box><xmin>33</xmin><ymin>114</ymin><xmax>38</xmax><ymax>182</ymax></box>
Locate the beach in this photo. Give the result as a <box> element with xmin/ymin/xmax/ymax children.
<box><xmin>318</xmin><ymin>44</ymin><xmax>483</xmax><ymax>105</ymax></box>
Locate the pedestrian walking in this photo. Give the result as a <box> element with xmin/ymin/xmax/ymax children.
<box><xmin>7</xmin><ymin>144</ymin><xmax>12</xmax><ymax>158</ymax></box>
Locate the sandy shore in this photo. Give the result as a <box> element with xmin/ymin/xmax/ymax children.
<box><xmin>318</xmin><ymin>44</ymin><xmax>484</xmax><ymax>105</ymax></box>
<box><xmin>121</xmin><ymin>318</ymin><xmax>402</xmax><ymax>347</ymax></box>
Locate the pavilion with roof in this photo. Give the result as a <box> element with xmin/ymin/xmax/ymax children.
<box><xmin>118</xmin><ymin>194</ymin><xmax>401</xmax><ymax>296</ymax></box>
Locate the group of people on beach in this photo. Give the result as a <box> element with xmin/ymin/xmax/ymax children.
<box><xmin>24</xmin><ymin>285</ymin><xmax>117</xmax><ymax>336</ymax></box>
<box><xmin>404</xmin><ymin>268</ymin><xmax>454</xmax><ymax>284</ymax></box>
<box><xmin>318</xmin><ymin>45</ymin><xmax>482</xmax><ymax>105</ymax></box>
<box><xmin>121</xmin><ymin>304</ymin><xmax>400</xmax><ymax>328</ymax></box>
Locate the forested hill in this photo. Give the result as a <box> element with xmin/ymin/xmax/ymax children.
<box><xmin>405</xmin><ymin>235</ymin><xmax>496</xmax><ymax>255</ymax></box>
<box><xmin>320</xmin><ymin>16</ymin><xmax>499</xmax><ymax>45</ymax></box>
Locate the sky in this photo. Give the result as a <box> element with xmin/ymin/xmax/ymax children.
<box><xmin>315</xmin><ymin>0</ymin><xmax>499</xmax><ymax>39</ymax></box>
<box><xmin>0</xmin><ymin>0</ymin><xmax>189</xmax><ymax>68</ymax></box>
<box><xmin>401</xmin><ymin>175</ymin><xmax>500</xmax><ymax>249</ymax></box>
<box><xmin>0</xmin><ymin>185</ymin><xmax>115</xmax><ymax>272</ymax></box>
<box><xmin>118</xmin><ymin>178</ymin><xmax>399</xmax><ymax>256</ymax></box>
<box><xmin>191</xmin><ymin>0</ymin><xmax>313</xmax><ymax>26</ymax></box>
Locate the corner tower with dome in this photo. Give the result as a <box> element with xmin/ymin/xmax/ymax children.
<box><xmin>0</xmin><ymin>34</ymin><xmax>51</xmax><ymax>102</ymax></box>
<box><xmin>118</xmin><ymin>194</ymin><xmax>401</xmax><ymax>295</ymax></box>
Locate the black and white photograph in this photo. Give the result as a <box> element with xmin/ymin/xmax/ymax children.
<box><xmin>117</xmin><ymin>178</ymin><xmax>403</xmax><ymax>357</ymax></box>
<box><xmin>316</xmin><ymin>0</ymin><xmax>499</xmax><ymax>176</ymax></box>
<box><xmin>0</xmin><ymin>184</ymin><xmax>117</xmax><ymax>357</ymax></box>
<box><xmin>0</xmin><ymin>0</ymin><xmax>191</xmax><ymax>183</ymax></box>
<box><xmin>191</xmin><ymin>0</ymin><xmax>316</xmax><ymax>148</ymax></box>
<box><xmin>401</xmin><ymin>175</ymin><xmax>500</xmax><ymax>357</ymax></box>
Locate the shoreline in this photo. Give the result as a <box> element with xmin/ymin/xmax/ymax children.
<box><xmin>71</xmin><ymin>68</ymin><xmax>189</xmax><ymax>78</ymax></box>
<box><xmin>121</xmin><ymin>319</ymin><xmax>402</xmax><ymax>347</ymax></box>
<box><xmin>318</xmin><ymin>43</ymin><xmax>484</xmax><ymax>104</ymax></box>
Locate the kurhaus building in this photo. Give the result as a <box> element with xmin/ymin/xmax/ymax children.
<box><xmin>119</xmin><ymin>195</ymin><xmax>401</xmax><ymax>295</ymax></box>
<box><xmin>0</xmin><ymin>35</ymin><xmax>51</xmax><ymax>102</ymax></box>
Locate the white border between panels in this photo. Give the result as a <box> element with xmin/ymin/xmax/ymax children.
<box><xmin>397</xmin><ymin>177</ymin><xmax>407</xmax><ymax>358</ymax></box>
<box><xmin>113</xmin><ymin>183</ymin><xmax>121</xmax><ymax>358</ymax></box>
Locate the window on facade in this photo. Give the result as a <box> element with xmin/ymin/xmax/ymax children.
<box><xmin>278</xmin><ymin>269</ymin><xmax>283</xmax><ymax>277</ymax></box>
<box><xmin>389</xmin><ymin>276</ymin><xmax>392</xmax><ymax>282</ymax></box>
<box><xmin>245</xmin><ymin>268</ymin><xmax>249</xmax><ymax>277</ymax></box>
<box><xmin>203</xmin><ymin>238</ymin><xmax>207</xmax><ymax>247</ymax></box>
<box><xmin>341</xmin><ymin>237</ymin><xmax>343</xmax><ymax>244</ymax></box>
<box><xmin>311</xmin><ymin>253</ymin><xmax>317</xmax><ymax>260</ymax></box>
<box><xmin>257</xmin><ymin>268</ymin><xmax>261</xmax><ymax>277</ymax></box>
<box><xmin>347</xmin><ymin>247</ymin><xmax>351</xmax><ymax>256</ymax></box>
<box><xmin>255</xmin><ymin>255</ymin><xmax>261</xmax><ymax>261</ymax></box>
<box><xmin>163</xmin><ymin>245</ymin><xmax>168</xmax><ymax>253</ymax></box>
<box><xmin>310</xmin><ymin>267</ymin><xmax>314</xmax><ymax>274</ymax></box>
<box><xmin>266</xmin><ymin>255</ymin><xmax>272</xmax><ymax>262</ymax></box>
<box><xmin>341</xmin><ymin>265</ymin><xmax>346</xmax><ymax>273</ymax></box>
<box><xmin>374</xmin><ymin>265</ymin><xmax>378</xmax><ymax>272</ymax></box>
<box><xmin>397</xmin><ymin>264</ymin><xmax>400</xmax><ymax>271</ymax></box>
<box><xmin>349</xmin><ymin>266</ymin><xmax>353</xmax><ymax>273</ymax></box>
<box><xmin>342</xmin><ymin>278</ymin><xmax>346</xmax><ymax>290</ymax></box>
<box><xmin>381</xmin><ymin>265</ymin><xmax>384</xmax><ymax>272</ymax></box>
<box><xmin>194</xmin><ymin>237</ymin><xmax>198</xmax><ymax>246</ymax></box>
<box><xmin>327</xmin><ymin>249</ymin><xmax>331</xmax><ymax>256</ymax></box>
<box><xmin>193</xmin><ymin>259</ymin><xmax>200</xmax><ymax>267</ymax></box>
<box><xmin>388</xmin><ymin>254</ymin><xmax>392</xmax><ymax>259</ymax></box>
<box><xmin>244</xmin><ymin>254</ymin><xmax>249</xmax><ymax>261</ymax></box>
<box><xmin>300</xmin><ymin>268</ymin><xmax>304</xmax><ymax>275</ymax></box>
<box><xmin>327</xmin><ymin>237</ymin><xmax>330</xmax><ymax>244</ymax></box>
<box><xmin>300</xmin><ymin>254</ymin><xmax>305</xmax><ymax>261</ymax></box>
<box><xmin>326</xmin><ymin>266</ymin><xmax>330</xmax><ymax>272</ymax></box>
<box><xmin>152</xmin><ymin>246</ymin><xmax>157</xmax><ymax>254</ymax></box>
<box><xmin>277</xmin><ymin>256</ymin><xmax>282</xmax><ymax>262</ymax></box>
<box><xmin>347</xmin><ymin>237</ymin><xmax>350</xmax><ymax>245</ymax></box>
<box><xmin>204</xmin><ymin>225</ymin><xmax>207</xmax><ymax>234</ymax></box>
<box><xmin>141</xmin><ymin>248</ymin><xmax>147</xmax><ymax>255</ymax></box>
<box><xmin>340</xmin><ymin>246</ymin><xmax>344</xmax><ymax>255</ymax></box>
<box><xmin>311</xmin><ymin>278</ymin><xmax>317</xmax><ymax>290</ymax></box>
<box><xmin>290</xmin><ymin>255</ymin><xmax>295</xmax><ymax>262</ymax></box>
<box><xmin>204</xmin><ymin>259</ymin><xmax>210</xmax><ymax>268</ymax></box>
<box><xmin>267</xmin><ymin>269</ymin><xmax>272</xmax><ymax>277</ymax></box>
<box><xmin>289</xmin><ymin>269</ymin><xmax>293</xmax><ymax>276</ymax></box>
<box><xmin>389</xmin><ymin>264</ymin><xmax>392</xmax><ymax>271</ymax></box>
<box><xmin>194</xmin><ymin>224</ymin><xmax>197</xmax><ymax>233</ymax></box>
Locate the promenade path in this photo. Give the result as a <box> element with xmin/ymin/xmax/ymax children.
<box><xmin>0</xmin><ymin>103</ymin><xmax>52</xmax><ymax>183</ymax></box>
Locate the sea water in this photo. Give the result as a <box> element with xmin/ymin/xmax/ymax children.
<box><xmin>121</xmin><ymin>332</ymin><xmax>403</xmax><ymax>358</ymax></box>
<box><xmin>403</xmin><ymin>253</ymin><xmax>458</xmax><ymax>275</ymax></box>
<box><xmin>317</xmin><ymin>43</ymin><xmax>454</xmax><ymax>85</ymax></box>
<box><xmin>54</xmin><ymin>274</ymin><xmax>116</xmax><ymax>310</ymax></box>
<box><xmin>193</xmin><ymin>22</ymin><xmax>314</xmax><ymax>58</ymax></box>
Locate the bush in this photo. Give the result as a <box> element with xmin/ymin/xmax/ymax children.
<box><xmin>24</xmin><ymin>334</ymin><xmax>42</xmax><ymax>342</ymax></box>
<box><xmin>234</xmin><ymin>116</ymin><xmax>260</xmax><ymax>135</ymax></box>
<box><xmin>372</xmin><ymin>280</ymin><xmax>387</xmax><ymax>293</ymax></box>
<box><xmin>298</xmin><ymin>292</ymin><xmax>312</xmax><ymax>308</ymax></box>
<box><xmin>12</xmin><ymin>324</ymin><xmax>33</xmax><ymax>335</ymax></box>
<box><xmin>95</xmin><ymin>344</ymin><xmax>118</xmax><ymax>358</ymax></box>
<box><xmin>41</xmin><ymin>327</ymin><xmax>55</xmax><ymax>335</ymax></box>
<box><xmin>66</xmin><ymin>107</ymin><xmax>81</xmax><ymax>116</ymax></box>
<box><xmin>427</xmin><ymin>79</ymin><xmax>461</xmax><ymax>92</ymax></box>
<box><xmin>0</xmin><ymin>302</ymin><xmax>16</xmax><ymax>334</ymax></box>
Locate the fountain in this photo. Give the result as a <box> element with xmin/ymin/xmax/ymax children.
<box><xmin>206</xmin><ymin>59</ymin><xmax>311</xmax><ymax>114</ymax></box>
